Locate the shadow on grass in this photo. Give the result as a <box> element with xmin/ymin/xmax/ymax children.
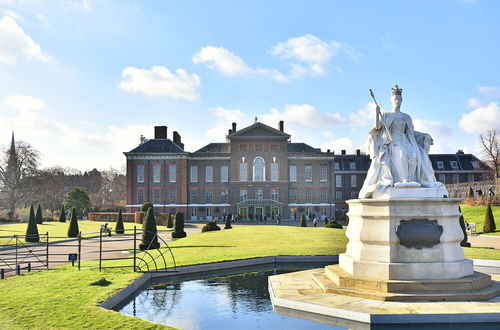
<box><xmin>169</xmin><ymin>245</ymin><xmax>233</xmax><ymax>249</ymax></box>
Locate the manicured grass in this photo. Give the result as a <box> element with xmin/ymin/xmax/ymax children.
<box><xmin>0</xmin><ymin>221</ymin><xmax>140</xmax><ymax>244</ymax></box>
<box><xmin>463</xmin><ymin>246</ymin><xmax>500</xmax><ymax>260</ymax></box>
<box><xmin>461</xmin><ymin>205</ymin><xmax>500</xmax><ymax>235</ymax></box>
<box><xmin>0</xmin><ymin>226</ymin><xmax>346</xmax><ymax>329</ymax></box>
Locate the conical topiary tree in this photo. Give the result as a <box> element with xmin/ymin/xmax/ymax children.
<box><xmin>483</xmin><ymin>203</ymin><xmax>496</xmax><ymax>233</ymax></box>
<box><xmin>140</xmin><ymin>202</ymin><xmax>153</xmax><ymax>213</ymax></box>
<box><xmin>458</xmin><ymin>206</ymin><xmax>471</xmax><ymax>247</ymax></box>
<box><xmin>172</xmin><ymin>211</ymin><xmax>187</xmax><ymax>238</ymax></box>
<box><xmin>224</xmin><ymin>213</ymin><xmax>232</xmax><ymax>229</ymax></box>
<box><xmin>166</xmin><ymin>213</ymin><xmax>174</xmax><ymax>229</ymax></box>
<box><xmin>25</xmin><ymin>204</ymin><xmax>40</xmax><ymax>242</ymax></box>
<box><xmin>59</xmin><ymin>205</ymin><xmax>66</xmax><ymax>222</ymax></box>
<box><xmin>466</xmin><ymin>187</ymin><xmax>474</xmax><ymax>199</ymax></box>
<box><xmin>300</xmin><ymin>214</ymin><xmax>307</xmax><ymax>227</ymax></box>
<box><xmin>139</xmin><ymin>208</ymin><xmax>160</xmax><ymax>250</ymax></box>
<box><xmin>35</xmin><ymin>204</ymin><xmax>43</xmax><ymax>224</ymax></box>
<box><xmin>115</xmin><ymin>209</ymin><xmax>125</xmax><ymax>234</ymax></box>
<box><xmin>67</xmin><ymin>207</ymin><xmax>79</xmax><ymax>238</ymax></box>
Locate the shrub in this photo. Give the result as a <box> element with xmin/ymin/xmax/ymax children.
<box><xmin>25</xmin><ymin>204</ymin><xmax>39</xmax><ymax>242</ymax></box>
<box><xmin>166</xmin><ymin>213</ymin><xmax>174</xmax><ymax>229</ymax></box>
<box><xmin>300</xmin><ymin>214</ymin><xmax>307</xmax><ymax>227</ymax></box>
<box><xmin>483</xmin><ymin>203</ymin><xmax>496</xmax><ymax>233</ymax></box>
<box><xmin>64</xmin><ymin>187</ymin><xmax>91</xmax><ymax>216</ymax></box>
<box><xmin>466</xmin><ymin>187</ymin><xmax>474</xmax><ymax>199</ymax></box>
<box><xmin>325</xmin><ymin>220</ymin><xmax>343</xmax><ymax>229</ymax></box>
<box><xmin>139</xmin><ymin>208</ymin><xmax>160</xmax><ymax>250</ymax></box>
<box><xmin>115</xmin><ymin>209</ymin><xmax>125</xmax><ymax>234</ymax></box>
<box><xmin>171</xmin><ymin>212</ymin><xmax>187</xmax><ymax>238</ymax></box>
<box><xmin>202</xmin><ymin>220</ymin><xmax>221</xmax><ymax>232</ymax></box>
<box><xmin>140</xmin><ymin>202</ymin><xmax>153</xmax><ymax>213</ymax></box>
<box><xmin>67</xmin><ymin>207</ymin><xmax>79</xmax><ymax>238</ymax></box>
<box><xmin>59</xmin><ymin>205</ymin><xmax>66</xmax><ymax>222</ymax></box>
<box><xmin>224</xmin><ymin>213</ymin><xmax>232</xmax><ymax>229</ymax></box>
<box><xmin>35</xmin><ymin>204</ymin><xmax>43</xmax><ymax>224</ymax></box>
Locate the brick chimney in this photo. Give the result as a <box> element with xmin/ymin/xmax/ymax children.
<box><xmin>173</xmin><ymin>131</ymin><xmax>184</xmax><ymax>150</ymax></box>
<box><xmin>341</xmin><ymin>150</ymin><xmax>346</xmax><ymax>155</ymax></box>
<box><xmin>154</xmin><ymin>126</ymin><xmax>167</xmax><ymax>139</ymax></box>
<box><xmin>232</xmin><ymin>122</ymin><xmax>237</xmax><ymax>132</ymax></box>
<box><xmin>356</xmin><ymin>149</ymin><xmax>361</xmax><ymax>156</ymax></box>
<box><xmin>279</xmin><ymin>120</ymin><xmax>284</xmax><ymax>132</ymax></box>
<box><xmin>457</xmin><ymin>150</ymin><xmax>464</xmax><ymax>154</ymax></box>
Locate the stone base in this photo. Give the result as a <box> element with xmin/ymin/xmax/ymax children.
<box><xmin>269</xmin><ymin>269</ymin><xmax>500</xmax><ymax>324</ymax></box>
<box><xmin>311</xmin><ymin>265</ymin><xmax>500</xmax><ymax>301</ymax></box>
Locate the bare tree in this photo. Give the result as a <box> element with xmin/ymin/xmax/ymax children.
<box><xmin>479</xmin><ymin>129</ymin><xmax>500</xmax><ymax>179</ymax></box>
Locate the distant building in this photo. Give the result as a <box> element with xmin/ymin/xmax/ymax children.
<box><xmin>124</xmin><ymin>122</ymin><xmax>490</xmax><ymax>220</ymax></box>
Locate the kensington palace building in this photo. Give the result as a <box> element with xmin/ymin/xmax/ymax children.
<box><xmin>124</xmin><ymin>121</ymin><xmax>490</xmax><ymax>220</ymax></box>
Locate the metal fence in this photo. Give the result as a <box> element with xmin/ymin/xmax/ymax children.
<box><xmin>0</xmin><ymin>227</ymin><xmax>177</xmax><ymax>279</ymax></box>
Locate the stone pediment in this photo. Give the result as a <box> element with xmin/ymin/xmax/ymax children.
<box><xmin>229</xmin><ymin>122</ymin><xmax>290</xmax><ymax>140</ymax></box>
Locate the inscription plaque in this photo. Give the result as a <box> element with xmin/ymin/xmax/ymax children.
<box><xmin>396</xmin><ymin>219</ymin><xmax>443</xmax><ymax>249</ymax></box>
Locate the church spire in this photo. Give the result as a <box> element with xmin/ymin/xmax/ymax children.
<box><xmin>10</xmin><ymin>131</ymin><xmax>15</xmax><ymax>152</ymax></box>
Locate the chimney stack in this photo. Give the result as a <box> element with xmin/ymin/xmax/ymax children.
<box><xmin>154</xmin><ymin>126</ymin><xmax>167</xmax><ymax>139</ymax></box>
<box><xmin>457</xmin><ymin>150</ymin><xmax>464</xmax><ymax>154</ymax></box>
<box><xmin>279</xmin><ymin>120</ymin><xmax>284</xmax><ymax>132</ymax></box>
<box><xmin>173</xmin><ymin>131</ymin><xmax>184</xmax><ymax>150</ymax></box>
<box><xmin>356</xmin><ymin>149</ymin><xmax>361</xmax><ymax>156</ymax></box>
<box><xmin>232</xmin><ymin>122</ymin><xmax>237</xmax><ymax>133</ymax></box>
<box><xmin>327</xmin><ymin>149</ymin><xmax>331</xmax><ymax>153</ymax></box>
<box><xmin>341</xmin><ymin>150</ymin><xmax>346</xmax><ymax>155</ymax></box>
<box><xmin>228</xmin><ymin>129</ymin><xmax>233</xmax><ymax>135</ymax></box>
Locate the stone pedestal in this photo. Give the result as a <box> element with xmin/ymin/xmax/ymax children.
<box><xmin>339</xmin><ymin>196</ymin><xmax>473</xmax><ymax>280</ymax></box>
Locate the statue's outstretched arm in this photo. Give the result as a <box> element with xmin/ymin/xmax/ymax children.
<box><xmin>414</xmin><ymin>130</ymin><xmax>433</xmax><ymax>153</ymax></box>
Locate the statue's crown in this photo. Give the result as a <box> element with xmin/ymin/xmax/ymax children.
<box><xmin>391</xmin><ymin>85</ymin><xmax>402</xmax><ymax>96</ymax></box>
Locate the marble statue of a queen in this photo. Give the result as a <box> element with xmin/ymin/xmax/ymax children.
<box><xmin>359</xmin><ymin>85</ymin><xmax>448</xmax><ymax>198</ymax></box>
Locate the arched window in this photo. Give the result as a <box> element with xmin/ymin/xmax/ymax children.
<box><xmin>253</xmin><ymin>157</ymin><xmax>265</xmax><ymax>181</ymax></box>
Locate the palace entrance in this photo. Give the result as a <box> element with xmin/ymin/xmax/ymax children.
<box><xmin>236</xmin><ymin>199</ymin><xmax>282</xmax><ymax>221</ymax></box>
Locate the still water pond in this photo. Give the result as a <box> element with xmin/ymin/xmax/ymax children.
<box><xmin>118</xmin><ymin>265</ymin><xmax>341</xmax><ymax>330</ymax></box>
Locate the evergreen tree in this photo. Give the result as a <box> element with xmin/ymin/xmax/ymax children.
<box><xmin>139</xmin><ymin>208</ymin><xmax>160</xmax><ymax>250</ymax></box>
<box><xmin>140</xmin><ymin>202</ymin><xmax>153</xmax><ymax>213</ymax></box>
<box><xmin>458</xmin><ymin>206</ymin><xmax>471</xmax><ymax>247</ymax></box>
<box><xmin>25</xmin><ymin>204</ymin><xmax>39</xmax><ymax>242</ymax></box>
<box><xmin>483</xmin><ymin>203</ymin><xmax>497</xmax><ymax>233</ymax></box>
<box><xmin>166</xmin><ymin>213</ymin><xmax>174</xmax><ymax>229</ymax></box>
<box><xmin>300</xmin><ymin>214</ymin><xmax>307</xmax><ymax>227</ymax></box>
<box><xmin>35</xmin><ymin>204</ymin><xmax>43</xmax><ymax>224</ymax></box>
<box><xmin>67</xmin><ymin>207</ymin><xmax>79</xmax><ymax>238</ymax></box>
<box><xmin>224</xmin><ymin>213</ymin><xmax>232</xmax><ymax>229</ymax></box>
<box><xmin>115</xmin><ymin>209</ymin><xmax>125</xmax><ymax>234</ymax></box>
<box><xmin>64</xmin><ymin>187</ymin><xmax>91</xmax><ymax>216</ymax></box>
<box><xmin>59</xmin><ymin>205</ymin><xmax>66</xmax><ymax>222</ymax></box>
<box><xmin>466</xmin><ymin>187</ymin><xmax>474</xmax><ymax>199</ymax></box>
<box><xmin>171</xmin><ymin>211</ymin><xmax>187</xmax><ymax>238</ymax></box>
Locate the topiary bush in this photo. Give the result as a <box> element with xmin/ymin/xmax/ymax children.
<box><xmin>202</xmin><ymin>220</ymin><xmax>221</xmax><ymax>232</ymax></box>
<box><xmin>300</xmin><ymin>214</ymin><xmax>307</xmax><ymax>227</ymax></box>
<box><xmin>67</xmin><ymin>207</ymin><xmax>79</xmax><ymax>238</ymax></box>
<box><xmin>166</xmin><ymin>213</ymin><xmax>174</xmax><ymax>229</ymax></box>
<box><xmin>115</xmin><ymin>209</ymin><xmax>125</xmax><ymax>234</ymax></box>
<box><xmin>224</xmin><ymin>213</ymin><xmax>232</xmax><ymax>229</ymax></box>
<box><xmin>139</xmin><ymin>208</ymin><xmax>160</xmax><ymax>250</ymax></box>
<box><xmin>458</xmin><ymin>206</ymin><xmax>471</xmax><ymax>247</ymax></box>
<box><xmin>325</xmin><ymin>220</ymin><xmax>343</xmax><ymax>229</ymax></box>
<box><xmin>171</xmin><ymin>211</ymin><xmax>187</xmax><ymax>238</ymax></box>
<box><xmin>140</xmin><ymin>202</ymin><xmax>153</xmax><ymax>213</ymax></box>
<box><xmin>25</xmin><ymin>204</ymin><xmax>40</xmax><ymax>242</ymax></box>
<box><xmin>483</xmin><ymin>203</ymin><xmax>496</xmax><ymax>233</ymax></box>
<box><xmin>59</xmin><ymin>205</ymin><xmax>66</xmax><ymax>222</ymax></box>
<box><xmin>35</xmin><ymin>204</ymin><xmax>43</xmax><ymax>224</ymax></box>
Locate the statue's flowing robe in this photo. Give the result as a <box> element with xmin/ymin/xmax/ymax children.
<box><xmin>359</xmin><ymin>112</ymin><xmax>447</xmax><ymax>198</ymax></box>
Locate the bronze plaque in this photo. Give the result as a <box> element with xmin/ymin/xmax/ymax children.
<box><xmin>396</xmin><ymin>219</ymin><xmax>443</xmax><ymax>249</ymax></box>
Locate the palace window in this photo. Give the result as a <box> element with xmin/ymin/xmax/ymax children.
<box><xmin>305</xmin><ymin>189</ymin><xmax>312</xmax><ymax>203</ymax></box>
<box><xmin>450</xmin><ymin>161</ymin><xmax>459</xmax><ymax>169</ymax></box>
<box><xmin>137</xmin><ymin>190</ymin><xmax>144</xmax><ymax>204</ymax></box>
<box><xmin>153</xmin><ymin>165</ymin><xmax>161</xmax><ymax>183</ymax></box>
<box><xmin>253</xmin><ymin>157</ymin><xmax>265</xmax><ymax>181</ymax></box>
<box><xmin>452</xmin><ymin>174</ymin><xmax>459</xmax><ymax>184</ymax></box>
<box><xmin>349</xmin><ymin>162</ymin><xmax>356</xmax><ymax>170</ymax></box>
<box><xmin>305</xmin><ymin>165</ymin><xmax>312</xmax><ymax>182</ymax></box>
<box><xmin>290</xmin><ymin>190</ymin><xmax>297</xmax><ymax>203</ymax></box>
<box><xmin>437</xmin><ymin>161</ymin><xmax>444</xmax><ymax>170</ymax></box>
<box><xmin>239</xmin><ymin>163</ymin><xmax>247</xmax><ymax>181</ymax></box>
<box><xmin>335</xmin><ymin>191</ymin><xmax>342</xmax><ymax>200</ymax></box>
<box><xmin>169</xmin><ymin>190</ymin><xmax>176</xmax><ymax>203</ymax></box>
<box><xmin>320</xmin><ymin>164</ymin><xmax>328</xmax><ymax>182</ymax></box>
<box><xmin>205</xmin><ymin>189</ymin><xmax>213</xmax><ymax>204</ymax></box>
<box><xmin>468</xmin><ymin>173</ymin><xmax>474</xmax><ymax>182</ymax></box>
<box><xmin>438</xmin><ymin>174</ymin><xmax>446</xmax><ymax>184</ymax></box>
<box><xmin>221</xmin><ymin>166</ymin><xmax>228</xmax><ymax>182</ymax></box>
<box><xmin>206</xmin><ymin>166</ymin><xmax>213</xmax><ymax>183</ymax></box>
<box><xmin>239</xmin><ymin>189</ymin><xmax>247</xmax><ymax>202</ymax></box>
<box><xmin>190</xmin><ymin>189</ymin><xmax>198</xmax><ymax>203</ymax></box>
<box><xmin>336</xmin><ymin>175</ymin><xmax>342</xmax><ymax>188</ymax></box>
<box><xmin>255</xmin><ymin>144</ymin><xmax>263</xmax><ymax>151</ymax></box>
<box><xmin>137</xmin><ymin>165</ymin><xmax>144</xmax><ymax>183</ymax></box>
<box><xmin>351</xmin><ymin>175</ymin><xmax>357</xmax><ymax>188</ymax></box>
<box><xmin>153</xmin><ymin>189</ymin><xmax>160</xmax><ymax>204</ymax></box>
<box><xmin>351</xmin><ymin>191</ymin><xmax>358</xmax><ymax>199</ymax></box>
<box><xmin>221</xmin><ymin>189</ymin><xmax>228</xmax><ymax>203</ymax></box>
<box><xmin>255</xmin><ymin>189</ymin><xmax>264</xmax><ymax>200</ymax></box>
<box><xmin>271</xmin><ymin>162</ymin><xmax>278</xmax><ymax>181</ymax></box>
<box><xmin>169</xmin><ymin>164</ymin><xmax>176</xmax><ymax>183</ymax></box>
<box><xmin>334</xmin><ymin>162</ymin><xmax>340</xmax><ymax>170</ymax></box>
<box><xmin>289</xmin><ymin>165</ymin><xmax>297</xmax><ymax>182</ymax></box>
<box><xmin>190</xmin><ymin>166</ymin><xmax>198</xmax><ymax>182</ymax></box>
<box><xmin>271</xmin><ymin>189</ymin><xmax>279</xmax><ymax>201</ymax></box>
<box><xmin>320</xmin><ymin>189</ymin><xmax>328</xmax><ymax>203</ymax></box>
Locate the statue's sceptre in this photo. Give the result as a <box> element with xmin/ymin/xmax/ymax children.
<box><xmin>369</xmin><ymin>89</ymin><xmax>392</xmax><ymax>142</ymax></box>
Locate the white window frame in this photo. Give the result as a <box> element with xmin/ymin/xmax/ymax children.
<box><xmin>271</xmin><ymin>189</ymin><xmax>279</xmax><ymax>201</ymax></box>
<box><xmin>453</xmin><ymin>173</ymin><xmax>459</xmax><ymax>184</ymax></box>
<box><xmin>153</xmin><ymin>189</ymin><xmax>160</xmax><ymax>204</ymax></box>
<box><xmin>271</xmin><ymin>162</ymin><xmax>279</xmax><ymax>181</ymax></box>
<box><xmin>169</xmin><ymin>164</ymin><xmax>176</xmax><ymax>183</ymax></box>
<box><xmin>239</xmin><ymin>163</ymin><xmax>247</xmax><ymax>181</ymax></box>
<box><xmin>205</xmin><ymin>166</ymin><xmax>213</xmax><ymax>183</ymax></box>
<box><xmin>253</xmin><ymin>157</ymin><xmax>265</xmax><ymax>182</ymax></box>
<box><xmin>320</xmin><ymin>165</ymin><xmax>328</xmax><ymax>182</ymax></box>
<box><xmin>335</xmin><ymin>191</ymin><xmax>342</xmax><ymax>200</ymax></box>
<box><xmin>336</xmin><ymin>175</ymin><xmax>342</xmax><ymax>188</ymax></box>
<box><xmin>169</xmin><ymin>189</ymin><xmax>176</xmax><ymax>203</ymax></box>
<box><xmin>320</xmin><ymin>189</ymin><xmax>328</xmax><ymax>203</ymax></box>
<box><xmin>305</xmin><ymin>165</ymin><xmax>312</xmax><ymax>182</ymax></box>
<box><xmin>290</xmin><ymin>190</ymin><xmax>297</xmax><ymax>203</ymax></box>
<box><xmin>221</xmin><ymin>166</ymin><xmax>228</xmax><ymax>183</ymax></box>
<box><xmin>221</xmin><ymin>189</ymin><xmax>228</xmax><ymax>203</ymax></box>
<box><xmin>450</xmin><ymin>161</ymin><xmax>459</xmax><ymax>169</ymax></box>
<box><xmin>239</xmin><ymin>189</ymin><xmax>248</xmax><ymax>202</ymax></box>
<box><xmin>437</xmin><ymin>161</ymin><xmax>444</xmax><ymax>170</ymax></box>
<box><xmin>190</xmin><ymin>166</ymin><xmax>198</xmax><ymax>183</ymax></box>
<box><xmin>351</xmin><ymin>175</ymin><xmax>357</xmax><ymax>188</ymax></box>
<box><xmin>190</xmin><ymin>189</ymin><xmax>198</xmax><ymax>203</ymax></box>
<box><xmin>256</xmin><ymin>189</ymin><xmax>264</xmax><ymax>200</ymax></box>
<box><xmin>334</xmin><ymin>162</ymin><xmax>340</xmax><ymax>170</ymax></box>
<box><xmin>205</xmin><ymin>189</ymin><xmax>213</xmax><ymax>204</ymax></box>
<box><xmin>438</xmin><ymin>173</ymin><xmax>446</xmax><ymax>184</ymax></box>
<box><xmin>289</xmin><ymin>165</ymin><xmax>297</xmax><ymax>182</ymax></box>
<box><xmin>137</xmin><ymin>190</ymin><xmax>144</xmax><ymax>204</ymax></box>
<box><xmin>467</xmin><ymin>173</ymin><xmax>474</xmax><ymax>182</ymax></box>
<box><xmin>349</xmin><ymin>162</ymin><xmax>356</xmax><ymax>170</ymax></box>
<box><xmin>137</xmin><ymin>165</ymin><xmax>144</xmax><ymax>183</ymax></box>
<box><xmin>305</xmin><ymin>189</ymin><xmax>312</xmax><ymax>203</ymax></box>
<box><xmin>153</xmin><ymin>165</ymin><xmax>161</xmax><ymax>183</ymax></box>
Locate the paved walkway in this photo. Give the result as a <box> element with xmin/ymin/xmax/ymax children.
<box><xmin>468</xmin><ymin>234</ymin><xmax>500</xmax><ymax>249</ymax></box>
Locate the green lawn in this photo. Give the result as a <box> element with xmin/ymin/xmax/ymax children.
<box><xmin>0</xmin><ymin>221</ymin><xmax>140</xmax><ymax>244</ymax></box>
<box><xmin>461</xmin><ymin>205</ymin><xmax>500</xmax><ymax>235</ymax></box>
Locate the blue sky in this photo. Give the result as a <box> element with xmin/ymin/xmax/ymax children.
<box><xmin>0</xmin><ymin>0</ymin><xmax>499</xmax><ymax>170</ymax></box>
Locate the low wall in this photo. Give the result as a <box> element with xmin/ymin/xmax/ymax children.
<box><xmin>87</xmin><ymin>212</ymin><xmax>135</xmax><ymax>222</ymax></box>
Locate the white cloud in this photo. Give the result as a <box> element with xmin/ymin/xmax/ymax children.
<box><xmin>477</xmin><ymin>86</ymin><xmax>500</xmax><ymax>98</ymax></box>
<box><xmin>261</xmin><ymin>104</ymin><xmax>345</xmax><ymax>128</ymax></box>
<box><xmin>192</xmin><ymin>46</ymin><xmax>251</xmax><ymax>76</ymax></box>
<box><xmin>205</xmin><ymin>107</ymin><xmax>246</xmax><ymax>140</ymax></box>
<box><xmin>119</xmin><ymin>65</ymin><xmax>201</xmax><ymax>101</ymax></box>
<box><xmin>467</xmin><ymin>97</ymin><xmax>483</xmax><ymax>109</ymax></box>
<box><xmin>271</xmin><ymin>34</ymin><xmax>341</xmax><ymax>64</ymax></box>
<box><xmin>349</xmin><ymin>102</ymin><xmax>376</xmax><ymax>128</ymax></box>
<box><xmin>0</xmin><ymin>15</ymin><xmax>52</xmax><ymax>64</ymax></box>
<box><xmin>3</xmin><ymin>94</ymin><xmax>46</xmax><ymax>110</ymax></box>
<box><xmin>459</xmin><ymin>101</ymin><xmax>500</xmax><ymax>134</ymax></box>
<box><xmin>66</xmin><ymin>0</ymin><xmax>93</xmax><ymax>11</ymax></box>
<box><xmin>413</xmin><ymin>119</ymin><xmax>452</xmax><ymax>138</ymax></box>
<box><xmin>320</xmin><ymin>137</ymin><xmax>356</xmax><ymax>154</ymax></box>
